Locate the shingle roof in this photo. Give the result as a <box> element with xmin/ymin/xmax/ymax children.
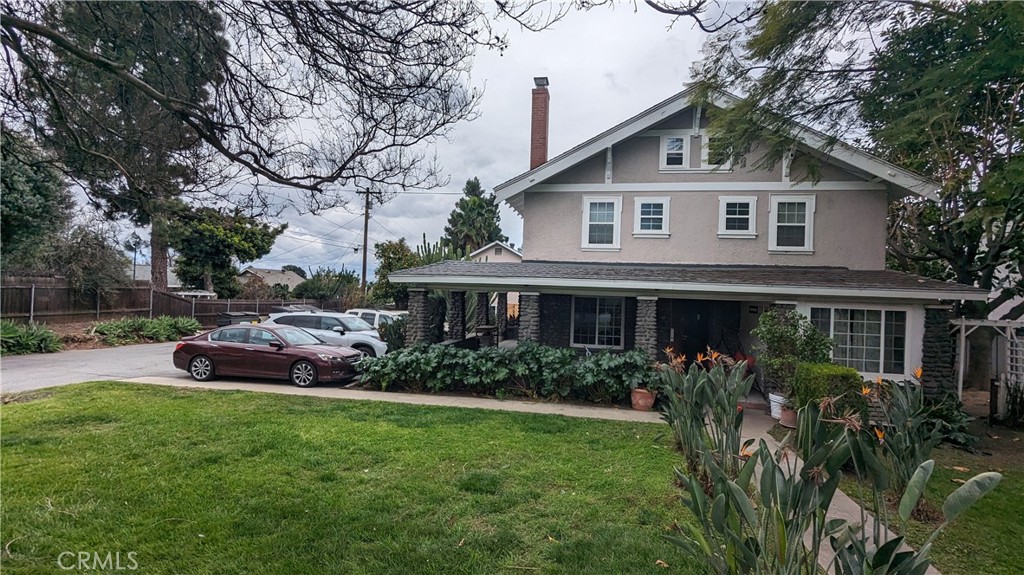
<box><xmin>239</xmin><ymin>267</ymin><xmax>306</xmax><ymax>290</ymax></box>
<box><xmin>390</xmin><ymin>261</ymin><xmax>986</xmax><ymax>302</ymax></box>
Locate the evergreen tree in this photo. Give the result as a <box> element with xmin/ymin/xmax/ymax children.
<box><xmin>443</xmin><ymin>178</ymin><xmax>507</xmax><ymax>253</ymax></box>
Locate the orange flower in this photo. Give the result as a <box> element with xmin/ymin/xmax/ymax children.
<box><xmin>913</xmin><ymin>367</ymin><xmax>923</xmax><ymax>380</ymax></box>
<box><xmin>696</xmin><ymin>352</ymin><xmax>708</xmax><ymax>363</ymax></box>
<box><xmin>873</xmin><ymin>427</ymin><xmax>885</xmax><ymax>444</ymax></box>
<box><xmin>860</xmin><ymin>384</ymin><xmax>872</xmax><ymax>396</ymax></box>
<box><xmin>709</xmin><ymin>349</ymin><xmax>721</xmax><ymax>361</ymax></box>
<box><xmin>663</xmin><ymin>345</ymin><xmax>675</xmax><ymax>356</ymax></box>
<box><xmin>736</xmin><ymin>405</ymin><xmax>744</xmax><ymax>413</ymax></box>
<box><xmin>876</xmin><ymin>376</ymin><xmax>883</xmax><ymax>386</ymax></box>
<box><xmin>739</xmin><ymin>445</ymin><xmax>755</xmax><ymax>458</ymax></box>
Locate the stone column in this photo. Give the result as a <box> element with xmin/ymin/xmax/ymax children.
<box><xmin>519</xmin><ymin>292</ymin><xmax>540</xmax><ymax>342</ymax></box>
<box><xmin>476</xmin><ymin>292</ymin><xmax>490</xmax><ymax>328</ymax></box>
<box><xmin>635</xmin><ymin>296</ymin><xmax>658</xmax><ymax>360</ymax></box>
<box><xmin>922</xmin><ymin>305</ymin><xmax>955</xmax><ymax>397</ymax></box>
<box><xmin>407</xmin><ymin>288</ymin><xmax>430</xmax><ymax>345</ymax></box>
<box><xmin>496</xmin><ymin>292</ymin><xmax>508</xmax><ymax>342</ymax></box>
<box><xmin>448</xmin><ymin>291</ymin><xmax>466</xmax><ymax>340</ymax></box>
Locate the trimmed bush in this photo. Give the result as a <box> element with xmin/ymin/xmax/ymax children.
<box><xmin>93</xmin><ymin>316</ymin><xmax>201</xmax><ymax>345</ymax></box>
<box><xmin>359</xmin><ymin>342</ymin><xmax>657</xmax><ymax>404</ymax></box>
<box><xmin>791</xmin><ymin>362</ymin><xmax>867</xmax><ymax>416</ymax></box>
<box><xmin>0</xmin><ymin>320</ymin><xmax>63</xmax><ymax>355</ymax></box>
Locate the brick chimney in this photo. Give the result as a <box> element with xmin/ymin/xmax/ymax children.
<box><xmin>529</xmin><ymin>77</ymin><xmax>550</xmax><ymax>170</ymax></box>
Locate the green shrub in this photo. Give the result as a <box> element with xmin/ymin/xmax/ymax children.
<box><xmin>926</xmin><ymin>395</ymin><xmax>979</xmax><ymax>448</ymax></box>
<box><xmin>0</xmin><ymin>320</ymin><xmax>63</xmax><ymax>355</ymax></box>
<box><xmin>93</xmin><ymin>316</ymin><xmax>201</xmax><ymax>345</ymax></box>
<box><xmin>750</xmin><ymin>308</ymin><xmax>833</xmax><ymax>395</ymax></box>
<box><xmin>792</xmin><ymin>362</ymin><xmax>867</xmax><ymax>417</ymax></box>
<box><xmin>358</xmin><ymin>342</ymin><xmax>657</xmax><ymax>404</ymax></box>
<box><xmin>379</xmin><ymin>316</ymin><xmax>406</xmax><ymax>351</ymax></box>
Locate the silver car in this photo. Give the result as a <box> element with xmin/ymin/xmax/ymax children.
<box><xmin>263</xmin><ymin>312</ymin><xmax>388</xmax><ymax>357</ymax></box>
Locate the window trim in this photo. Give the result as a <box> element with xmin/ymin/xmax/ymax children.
<box><xmin>717</xmin><ymin>196</ymin><xmax>757</xmax><ymax>238</ymax></box>
<box><xmin>632</xmin><ymin>196</ymin><xmax>671</xmax><ymax>238</ymax></box>
<box><xmin>569</xmin><ymin>295</ymin><xmax>625</xmax><ymax>350</ymax></box>
<box><xmin>699</xmin><ymin>129</ymin><xmax>733</xmax><ymax>170</ymax></box>
<box><xmin>768</xmin><ymin>194</ymin><xmax>815</xmax><ymax>252</ymax></box>
<box><xmin>659</xmin><ymin>133</ymin><xmax>691</xmax><ymax>171</ymax></box>
<box><xmin>806</xmin><ymin>304</ymin><xmax>911</xmax><ymax>378</ymax></box>
<box><xmin>581</xmin><ymin>195</ymin><xmax>622</xmax><ymax>251</ymax></box>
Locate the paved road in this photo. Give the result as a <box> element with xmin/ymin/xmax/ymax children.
<box><xmin>0</xmin><ymin>342</ymin><xmax>181</xmax><ymax>393</ymax></box>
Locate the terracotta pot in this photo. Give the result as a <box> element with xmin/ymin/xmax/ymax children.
<box><xmin>631</xmin><ymin>388</ymin><xmax>656</xmax><ymax>411</ymax></box>
<box><xmin>779</xmin><ymin>405</ymin><xmax>797</xmax><ymax>428</ymax></box>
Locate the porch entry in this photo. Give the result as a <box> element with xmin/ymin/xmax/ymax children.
<box><xmin>665</xmin><ymin>299</ymin><xmax>744</xmax><ymax>360</ymax></box>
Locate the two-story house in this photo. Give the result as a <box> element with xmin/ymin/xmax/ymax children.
<box><xmin>392</xmin><ymin>78</ymin><xmax>986</xmax><ymax>395</ymax></box>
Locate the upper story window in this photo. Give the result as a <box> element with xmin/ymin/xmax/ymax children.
<box><xmin>717</xmin><ymin>196</ymin><xmax>757</xmax><ymax>238</ymax></box>
<box><xmin>494</xmin><ymin>246</ymin><xmax>503</xmax><ymax>256</ymax></box>
<box><xmin>660</xmin><ymin>134</ymin><xmax>689</xmax><ymax>170</ymax></box>
<box><xmin>700</xmin><ymin>130</ymin><xmax>732</xmax><ymax>169</ymax></box>
<box><xmin>769</xmin><ymin>194</ymin><xmax>815</xmax><ymax>252</ymax></box>
<box><xmin>633</xmin><ymin>197</ymin><xmax>670</xmax><ymax>238</ymax></box>
<box><xmin>581</xmin><ymin>195</ymin><xmax>622</xmax><ymax>250</ymax></box>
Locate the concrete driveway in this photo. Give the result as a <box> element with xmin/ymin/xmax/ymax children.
<box><xmin>0</xmin><ymin>342</ymin><xmax>181</xmax><ymax>393</ymax></box>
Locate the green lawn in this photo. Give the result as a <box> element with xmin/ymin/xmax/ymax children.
<box><xmin>1</xmin><ymin>383</ymin><xmax>696</xmax><ymax>574</ymax></box>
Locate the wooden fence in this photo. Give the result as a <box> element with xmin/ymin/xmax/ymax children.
<box><xmin>1</xmin><ymin>284</ymin><xmax>347</xmax><ymax>328</ymax></box>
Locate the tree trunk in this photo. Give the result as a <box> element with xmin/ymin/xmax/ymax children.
<box><xmin>150</xmin><ymin>217</ymin><xmax>169</xmax><ymax>291</ymax></box>
<box><xmin>203</xmin><ymin>267</ymin><xmax>213</xmax><ymax>292</ymax></box>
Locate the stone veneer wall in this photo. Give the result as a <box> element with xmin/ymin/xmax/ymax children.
<box><xmin>447</xmin><ymin>291</ymin><xmax>466</xmax><ymax>340</ymax></box>
<box><xmin>407</xmin><ymin>289</ymin><xmax>430</xmax><ymax>345</ymax></box>
<box><xmin>921</xmin><ymin>306</ymin><xmax>955</xmax><ymax>397</ymax></box>
<box><xmin>519</xmin><ymin>293</ymin><xmax>540</xmax><ymax>342</ymax></box>
<box><xmin>496</xmin><ymin>293</ymin><xmax>508</xmax><ymax>341</ymax></box>
<box><xmin>476</xmin><ymin>292</ymin><xmax>490</xmax><ymax>328</ymax></box>
<box><xmin>539</xmin><ymin>294</ymin><xmax>571</xmax><ymax>347</ymax></box>
<box><xmin>635</xmin><ymin>298</ymin><xmax>658</xmax><ymax>359</ymax></box>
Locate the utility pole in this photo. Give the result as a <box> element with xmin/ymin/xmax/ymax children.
<box><xmin>360</xmin><ymin>190</ymin><xmax>371</xmax><ymax>295</ymax></box>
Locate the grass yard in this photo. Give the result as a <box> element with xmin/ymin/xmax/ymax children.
<box><xmin>1</xmin><ymin>382</ymin><xmax>695</xmax><ymax>574</ymax></box>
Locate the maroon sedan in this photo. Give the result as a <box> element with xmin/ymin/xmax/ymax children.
<box><xmin>172</xmin><ymin>324</ymin><xmax>363</xmax><ymax>387</ymax></box>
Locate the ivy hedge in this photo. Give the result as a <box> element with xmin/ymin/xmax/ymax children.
<box><xmin>358</xmin><ymin>341</ymin><xmax>658</xmax><ymax>403</ymax></box>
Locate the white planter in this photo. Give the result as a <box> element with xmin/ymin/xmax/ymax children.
<box><xmin>768</xmin><ymin>392</ymin><xmax>785</xmax><ymax>420</ymax></box>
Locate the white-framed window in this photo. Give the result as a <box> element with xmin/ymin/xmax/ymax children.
<box><xmin>633</xmin><ymin>196</ymin><xmax>670</xmax><ymax>237</ymax></box>
<box><xmin>571</xmin><ymin>296</ymin><xmax>624</xmax><ymax>349</ymax></box>
<box><xmin>581</xmin><ymin>195</ymin><xmax>622</xmax><ymax>250</ymax></box>
<box><xmin>811</xmin><ymin>306</ymin><xmax>907</xmax><ymax>376</ymax></box>
<box><xmin>717</xmin><ymin>196</ymin><xmax>757</xmax><ymax>238</ymax></box>
<box><xmin>659</xmin><ymin>134</ymin><xmax>690</xmax><ymax>170</ymax></box>
<box><xmin>700</xmin><ymin>130</ymin><xmax>732</xmax><ymax>169</ymax></box>
<box><xmin>769</xmin><ymin>194</ymin><xmax>815</xmax><ymax>252</ymax></box>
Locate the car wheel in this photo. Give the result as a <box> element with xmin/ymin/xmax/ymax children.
<box><xmin>353</xmin><ymin>344</ymin><xmax>376</xmax><ymax>358</ymax></box>
<box><xmin>188</xmin><ymin>355</ymin><xmax>215</xmax><ymax>381</ymax></box>
<box><xmin>290</xmin><ymin>360</ymin><xmax>318</xmax><ymax>387</ymax></box>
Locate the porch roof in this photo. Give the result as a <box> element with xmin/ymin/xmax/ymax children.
<box><xmin>390</xmin><ymin>261</ymin><xmax>988</xmax><ymax>302</ymax></box>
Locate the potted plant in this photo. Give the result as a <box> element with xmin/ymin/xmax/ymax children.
<box><xmin>750</xmin><ymin>308</ymin><xmax>834</xmax><ymax>420</ymax></box>
<box><xmin>631</xmin><ymin>384</ymin><xmax>657</xmax><ymax>411</ymax></box>
<box><xmin>779</xmin><ymin>398</ymin><xmax>798</xmax><ymax>428</ymax></box>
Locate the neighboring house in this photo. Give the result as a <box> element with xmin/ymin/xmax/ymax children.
<box><xmin>470</xmin><ymin>241</ymin><xmax>522</xmax><ymax>316</ymax></box>
<box><xmin>392</xmin><ymin>79</ymin><xmax>986</xmax><ymax>395</ymax></box>
<box><xmin>238</xmin><ymin>267</ymin><xmax>306</xmax><ymax>292</ymax></box>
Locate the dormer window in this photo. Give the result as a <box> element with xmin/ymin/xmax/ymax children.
<box><xmin>660</xmin><ymin>135</ymin><xmax>689</xmax><ymax>170</ymax></box>
<box><xmin>702</xmin><ymin>132</ymin><xmax>732</xmax><ymax>169</ymax></box>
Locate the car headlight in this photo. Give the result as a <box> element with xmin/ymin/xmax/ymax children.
<box><xmin>317</xmin><ymin>353</ymin><xmax>342</xmax><ymax>361</ymax></box>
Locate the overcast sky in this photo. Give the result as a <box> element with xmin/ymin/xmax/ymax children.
<box><xmin>139</xmin><ymin>6</ymin><xmax>711</xmax><ymax>281</ymax></box>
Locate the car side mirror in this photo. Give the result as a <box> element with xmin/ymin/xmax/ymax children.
<box><xmin>269</xmin><ymin>341</ymin><xmax>284</xmax><ymax>349</ymax></box>
<box><xmin>332</xmin><ymin>326</ymin><xmax>346</xmax><ymax>334</ymax></box>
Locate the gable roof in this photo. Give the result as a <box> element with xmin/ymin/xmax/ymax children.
<box><xmin>239</xmin><ymin>267</ymin><xmax>306</xmax><ymax>289</ymax></box>
<box><xmin>494</xmin><ymin>86</ymin><xmax>940</xmax><ymax>207</ymax></box>
<box><xmin>469</xmin><ymin>240</ymin><xmax>523</xmax><ymax>259</ymax></box>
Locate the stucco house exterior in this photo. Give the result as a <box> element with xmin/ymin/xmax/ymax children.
<box><xmin>470</xmin><ymin>241</ymin><xmax>522</xmax><ymax>318</ymax></box>
<box><xmin>392</xmin><ymin>79</ymin><xmax>986</xmax><ymax>395</ymax></box>
<box><xmin>237</xmin><ymin>267</ymin><xmax>306</xmax><ymax>292</ymax></box>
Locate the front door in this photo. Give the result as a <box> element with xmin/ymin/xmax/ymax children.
<box><xmin>671</xmin><ymin>300</ymin><xmax>711</xmax><ymax>361</ymax></box>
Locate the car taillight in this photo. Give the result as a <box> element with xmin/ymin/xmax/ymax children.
<box><xmin>175</xmin><ymin>342</ymin><xmax>185</xmax><ymax>351</ymax></box>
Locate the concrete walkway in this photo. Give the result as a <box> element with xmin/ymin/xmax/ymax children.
<box><xmin>107</xmin><ymin>376</ymin><xmax>933</xmax><ymax>574</ymax></box>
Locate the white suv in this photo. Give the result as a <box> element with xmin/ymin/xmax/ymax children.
<box><xmin>344</xmin><ymin>308</ymin><xmax>408</xmax><ymax>329</ymax></box>
<box><xmin>264</xmin><ymin>312</ymin><xmax>388</xmax><ymax>357</ymax></box>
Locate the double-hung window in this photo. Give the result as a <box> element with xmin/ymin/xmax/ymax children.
<box><xmin>633</xmin><ymin>197</ymin><xmax>670</xmax><ymax>237</ymax></box>
<box><xmin>717</xmin><ymin>196</ymin><xmax>757</xmax><ymax>238</ymax></box>
<box><xmin>581</xmin><ymin>195</ymin><xmax>622</xmax><ymax>250</ymax></box>
<box><xmin>700</xmin><ymin>130</ymin><xmax>732</xmax><ymax>169</ymax></box>
<box><xmin>811</xmin><ymin>307</ymin><xmax>907</xmax><ymax>375</ymax></box>
<box><xmin>660</xmin><ymin>135</ymin><xmax>688</xmax><ymax>170</ymax></box>
<box><xmin>571</xmin><ymin>296</ymin><xmax>624</xmax><ymax>348</ymax></box>
<box><xmin>769</xmin><ymin>195</ymin><xmax>815</xmax><ymax>252</ymax></box>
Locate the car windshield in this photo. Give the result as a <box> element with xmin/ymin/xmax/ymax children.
<box><xmin>338</xmin><ymin>316</ymin><xmax>375</xmax><ymax>331</ymax></box>
<box><xmin>275</xmin><ymin>326</ymin><xmax>322</xmax><ymax>345</ymax></box>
